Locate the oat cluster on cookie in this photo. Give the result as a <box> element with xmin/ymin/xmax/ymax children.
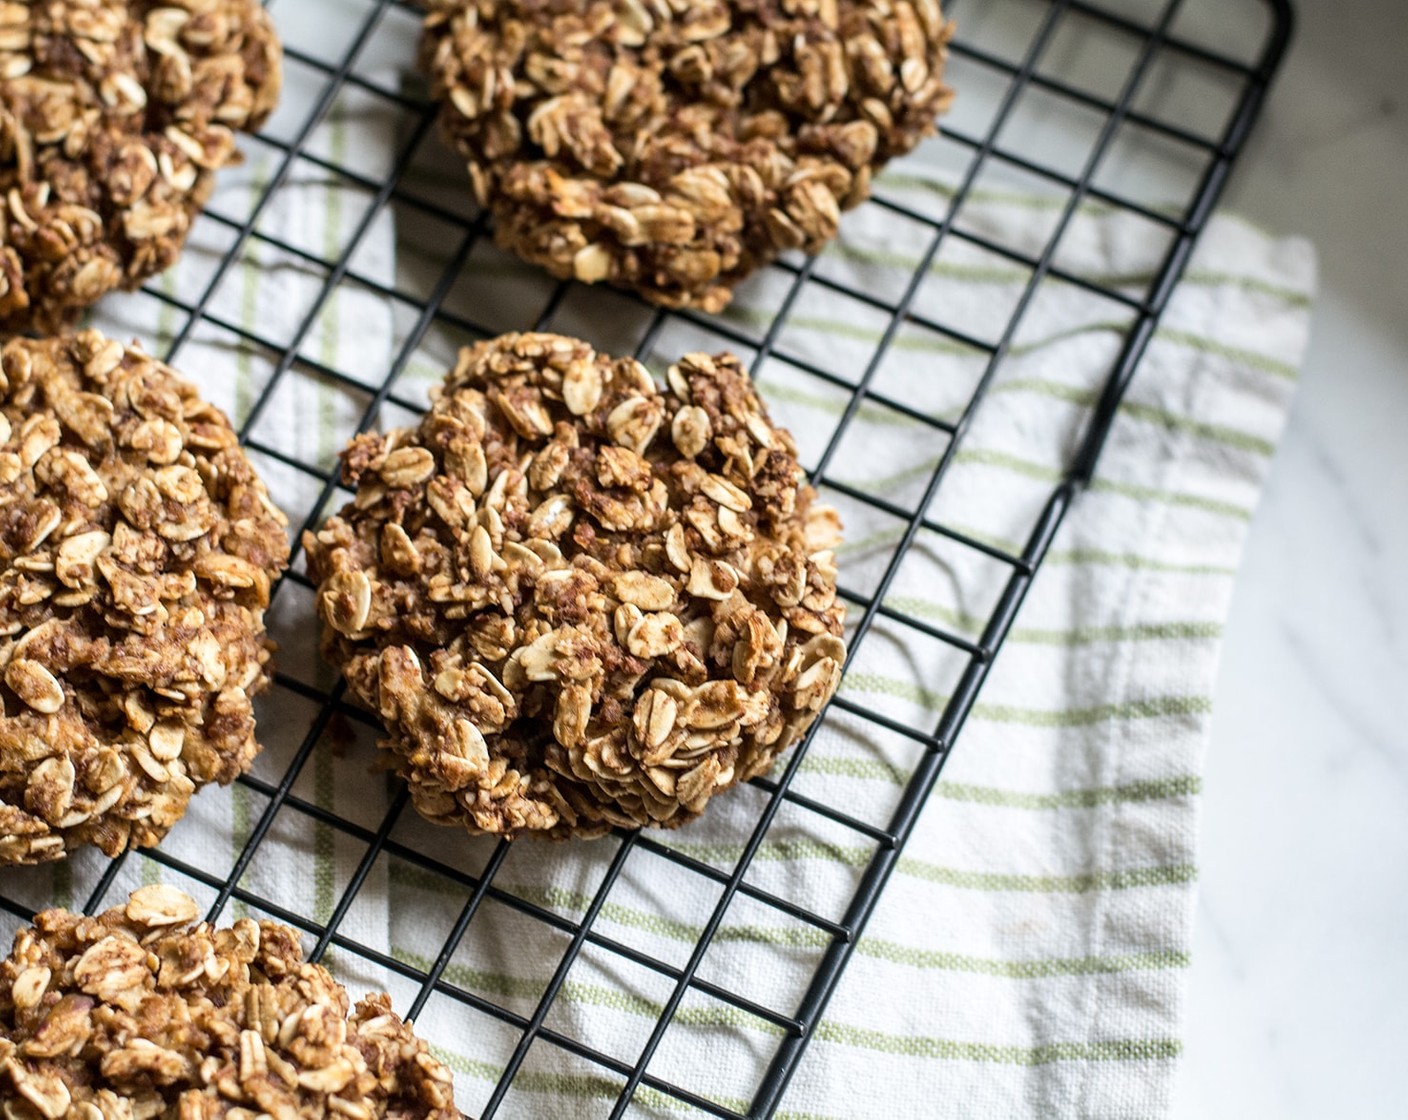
<box><xmin>0</xmin><ymin>885</ymin><xmax>462</xmax><ymax>1118</ymax></box>
<box><xmin>304</xmin><ymin>333</ymin><xmax>846</xmax><ymax>839</ymax></box>
<box><xmin>421</xmin><ymin>0</ymin><xmax>954</xmax><ymax>311</ymax></box>
<box><xmin>0</xmin><ymin>0</ymin><xmax>282</xmax><ymax>333</ymax></box>
<box><xmin>0</xmin><ymin>331</ymin><xmax>290</xmax><ymax>865</ymax></box>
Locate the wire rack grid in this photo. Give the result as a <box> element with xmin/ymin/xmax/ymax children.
<box><xmin>0</xmin><ymin>0</ymin><xmax>1292</xmax><ymax>1116</ymax></box>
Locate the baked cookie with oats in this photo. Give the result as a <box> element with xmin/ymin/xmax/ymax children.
<box><xmin>0</xmin><ymin>885</ymin><xmax>463</xmax><ymax>1117</ymax></box>
<box><xmin>0</xmin><ymin>0</ymin><xmax>282</xmax><ymax>333</ymax></box>
<box><xmin>0</xmin><ymin>330</ymin><xmax>290</xmax><ymax>865</ymax></box>
<box><xmin>305</xmin><ymin>332</ymin><xmax>846</xmax><ymax>839</ymax></box>
<box><xmin>421</xmin><ymin>0</ymin><xmax>954</xmax><ymax>312</ymax></box>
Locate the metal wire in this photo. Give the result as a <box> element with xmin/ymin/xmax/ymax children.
<box><xmin>0</xmin><ymin>0</ymin><xmax>1293</xmax><ymax>1115</ymax></box>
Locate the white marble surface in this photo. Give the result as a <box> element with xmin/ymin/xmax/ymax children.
<box><xmin>1176</xmin><ymin>1</ymin><xmax>1408</xmax><ymax>1116</ymax></box>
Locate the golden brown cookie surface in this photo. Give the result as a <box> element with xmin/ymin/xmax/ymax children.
<box><xmin>421</xmin><ymin>0</ymin><xmax>953</xmax><ymax>311</ymax></box>
<box><xmin>305</xmin><ymin>332</ymin><xmax>846</xmax><ymax>839</ymax></box>
<box><xmin>0</xmin><ymin>0</ymin><xmax>282</xmax><ymax>332</ymax></box>
<box><xmin>0</xmin><ymin>330</ymin><xmax>290</xmax><ymax>865</ymax></box>
<box><xmin>0</xmin><ymin>886</ymin><xmax>463</xmax><ymax>1117</ymax></box>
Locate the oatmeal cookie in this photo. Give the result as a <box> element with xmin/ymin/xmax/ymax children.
<box><xmin>0</xmin><ymin>0</ymin><xmax>282</xmax><ymax>333</ymax></box>
<box><xmin>0</xmin><ymin>885</ymin><xmax>462</xmax><ymax>1117</ymax></box>
<box><xmin>305</xmin><ymin>332</ymin><xmax>846</xmax><ymax>840</ymax></box>
<box><xmin>420</xmin><ymin>0</ymin><xmax>954</xmax><ymax>312</ymax></box>
<box><xmin>0</xmin><ymin>330</ymin><xmax>290</xmax><ymax>865</ymax></box>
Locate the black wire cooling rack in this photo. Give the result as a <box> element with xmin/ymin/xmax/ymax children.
<box><xmin>0</xmin><ymin>0</ymin><xmax>1292</xmax><ymax>1116</ymax></box>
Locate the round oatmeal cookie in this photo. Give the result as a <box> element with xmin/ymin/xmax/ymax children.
<box><xmin>0</xmin><ymin>885</ymin><xmax>463</xmax><ymax>1117</ymax></box>
<box><xmin>0</xmin><ymin>330</ymin><xmax>290</xmax><ymax>866</ymax></box>
<box><xmin>0</xmin><ymin>0</ymin><xmax>282</xmax><ymax>333</ymax></box>
<box><xmin>305</xmin><ymin>332</ymin><xmax>846</xmax><ymax>840</ymax></box>
<box><xmin>420</xmin><ymin>0</ymin><xmax>954</xmax><ymax>312</ymax></box>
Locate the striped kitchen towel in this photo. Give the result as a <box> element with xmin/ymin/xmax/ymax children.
<box><xmin>719</xmin><ymin>186</ymin><xmax>1314</xmax><ymax>1119</ymax></box>
<box><xmin>375</xmin><ymin>175</ymin><xmax>1315</xmax><ymax>1117</ymax></box>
